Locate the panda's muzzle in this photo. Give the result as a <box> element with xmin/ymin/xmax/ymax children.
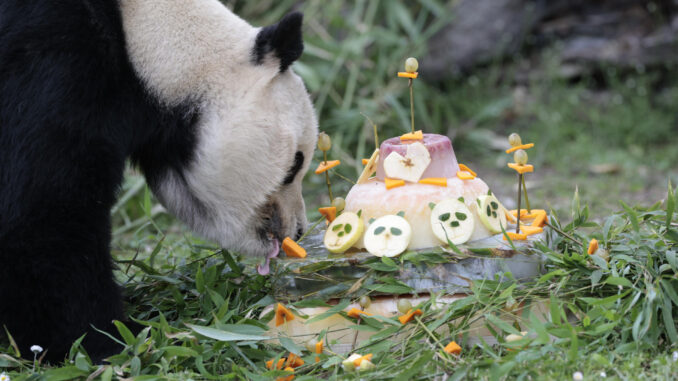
<box><xmin>256</xmin><ymin>200</ymin><xmax>284</xmax><ymax>245</ymax></box>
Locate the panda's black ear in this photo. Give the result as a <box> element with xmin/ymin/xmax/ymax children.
<box><xmin>253</xmin><ymin>12</ymin><xmax>304</xmax><ymax>72</ymax></box>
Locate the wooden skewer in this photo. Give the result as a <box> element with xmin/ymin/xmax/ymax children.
<box><xmin>516</xmin><ymin>173</ymin><xmax>523</xmax><ymax>234</ymax></box>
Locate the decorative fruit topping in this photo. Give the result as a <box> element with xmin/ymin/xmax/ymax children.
<box><xmin>317</xmin><ymin>132</ymin><xmax>331</xmax><ymax>152</ymax></box>
<box><xmin>418</xmin><ymin>177</ymin><xmax>447</xmax><ymax>186</ymax></box>
<box><xmin>318</xmin><ymin>206</ymin><xmax>337</xmax><ymax>223</ymax></box>
<box><xmin>430</xmin><ymin>199</ymin><xmax>475</xmax><ymax>245</ymax></box>
<box><xmin>383</xmin><ymin>142</ymin><xmax>431</xmax><ymax>183</ymax></box>
<box><xmin>397</xmin><ymin>299</ymin><xmax>412</xmax><ymax>314</ymax></box>
<box><xmin>282</xmin><ymin>237</ymin><xmax>306</xmax><ymax>258</ymax></box>
<box><xmin>508</xmin><ymin>133</ymin><xmax>522</xmax><ymax>147</ymax></box>
<box><xmin>275</xmin><ymin>303</ymin><xmax>295</xmax><ymax>326</ymax></box>
<box><xmin>398</xmin><ymin>308</ymin><xmax>423</xmax><ymax>324</ymax></box>
<box><xmin>363</xmin><ymin>215</ymin><xmax>412</xmax><ymax>257</ymax></box>
<box><xmin>514</xmin><ymin>149</ymin><xmax>528</xmax><ymax>165</ymax></box>
<box><xmin>399</xmin><ymin>130</ymin><xmax>423</xmax><ymax>140</ymax></box>
<box><xmin>476</xmin><ymin>194</ymin><xmax>508</xmax><ymax>234</ymax></box>
<box><xmin>342</xmin><ymin>354</ymin><xmax>362</xmax><ymax>371</ymax></box>
<box><xmin>359</xmin><ymin>295</ymin><xmax>371</xmax><ymax>309</ymax></box>
<box><xmin>357</xmin><ymin>149</ymin><xmax>379</xmax><ymax>184</ymax></box>
<box><xmin>324</xmin><ymin>212</ymin><xmax>364</xmax><ymax>253</ymax></box>
<box><xmin>405</xmin><ymin>57</ymin><xmax>419</xmax><ymax>73</ymax></box>
<box><xmin>347</xmin><ymin>308</ymin><xmax>371</xmax><ymax>318</ymax></box>
<box><xmin>444</xmin><ymin>341</ymin><xmax>462</xmax><ymax>355</ymax></box>
<box><xmin>384</xmin><ymin>178</ymin><xmax>406</xmax><ymax>190</ymax></box>
<box><xmin>315</xmin><ymin>160</ymin><xmax>340</xmax><ymax>174</ymax></box>
<box><xmin>331</xmin><ymin>197</ymin><xmax>346</xmax><ymax>212</ymax></box>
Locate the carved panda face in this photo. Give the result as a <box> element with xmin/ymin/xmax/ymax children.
<box><xmin>120</xmin><ymin>0</ymin><xmax>318</xmax><ymax>258</ymax></box>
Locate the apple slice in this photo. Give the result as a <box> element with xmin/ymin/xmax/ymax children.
<box><xmin>383</xmin><ymin>142</ymin><xmax>431</xmax><ymax>183</ymax></box>
<box><xmin>363</xmin><ymin>215</ymin><xmax>412</xmax><ymax>257</ymax></box>
<box><xmin>324</xmin><ymin>212</ymin><xmax>364</xmax><ymax>253</ymax></box>
<box><xmin>476</xmin><ymin>194</ymin><xmax>508</xmax><ymax>234</ymax></box>
<box><xmin>430</xmin><ymin>199</ymin><xmax>474</xmax><ymax>245</ymax></box>
<box><xmin>357</xmin><ymin>149</ymin><xmax>379</xmax><ymax>184</ymax></box>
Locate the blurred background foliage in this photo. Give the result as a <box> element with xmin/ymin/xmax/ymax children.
<box><xmin>114</xmin><ymin>0</ymin><xmax>678</xmax><ymax>252</ymax></box>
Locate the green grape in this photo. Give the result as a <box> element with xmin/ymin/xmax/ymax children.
<box><xmin>508</xmin><ymin>133</ymin><xmax>522</xmax><ymax>147</ymax></box>
<box><xmin>331</xmin><ymin>197</ymin><xmax>346</xmax><ymax>212</ymax></box>
<box><xmin>514</xmin><ymin>149</ymin><xmax>528</xmax><ymax>165</ymax></box>
<box><xmin>397</xmin><ymin>299</ymin><xmax>412</xmax><ymax>314</ymax></box>
<box><xmin>358</xmin><ymin>295</ymin><xmax>371</xmax><ymax>309</ymax></box>
<box><xmin>317</xmin><ymin>132</ymin><xmax>331</xmax><ymax>152</ymax></box>
<box><xmin>404</xmin><ymin>57</ymin><xmax>419</xmax><ymax>73</ymax></box>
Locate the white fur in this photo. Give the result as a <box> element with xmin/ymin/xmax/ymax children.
<box><xmin>120</xmin><ymin>0</ymin><xmax>318</xmax><ymax>256</ymax></box>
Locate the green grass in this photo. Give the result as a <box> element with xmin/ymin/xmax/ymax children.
<box><xmin>4</xmin><ymin>0</ymin><xmax>678</xmax><ymax>379</ymax></box>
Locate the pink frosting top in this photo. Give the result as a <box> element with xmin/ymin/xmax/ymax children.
<box><xmin>375</xmin><ymin>133</ymin><xmax>460</xmax><ymax>181</ymax></box>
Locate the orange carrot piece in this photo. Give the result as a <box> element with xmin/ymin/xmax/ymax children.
<box><xmin>458</xmin><ymin>164</ymin><xmax>477</xmax><ymax>177</ymax></box>
<box><xmin>277</xmin><ymin>367</ymin><xmax>295</xmax><ymax>381</ymax></box>
<box><xmin>398</xmin><ymin>309</ymin><xmax>423</xmax><ymax>324</ymax></box>
<box><xmin>362</xmin><ymin>158</ymin><xmax>369</xmax><ymax>165</ymax></box>
<box><xmin>286</xmin><ymin>353</ymin><xmax>304</xmax><ymax>368</ymax></box>
<box><xmin>418</xmin><ymin>177</ymin><xmax>447</xmax><ymax>187</ymax></box>
<box><xmin>400</xmin><ymin>130</ymin><xmax>423</xmax><ymax>140</ymax></box>
<box><xmin>353</xmin><ymin>353</ymin><xmax>373</xmax><ymax>366</ymax></box>
<box><xmin>456</xmin><ymin>171</ymin><xmax>476</xmax><ymax>180</ymax></box>
<box><xmin>531</xmin><ymin>210</ymin><xmax>547</xmax><ymax>227</ymax></box>
<box><xmin>385</xmin><ymin>178</ymin><xmax>405</xmax><ymax>190</ymax></box>
<box><xmin>282</xmin><ymin>237</ymin><xmax>307</xmax><ymax>259</ymax></box>
<box><xmin>267</xmin><ymin>358</ymin><xmax>286</xmax><ymax>370</ymax></box>
<box><xmin>314</xmin><ymin>160</ymin><xmax>340</xmax><ymax>174</ymax></box>
<box><xmin>347</xmin><ymin>308</ymin><xmax>371</xmax><ymax>319</ymax></box>
<box><xmin>397</xmin><ymin>72</ymin><xmax>418</xmax><ymax>79</ymax></box>
<box><xmin>510</xmin><ymin>209</ymin><xmax>529</xmax><ymax>218</ymax></box>
<box><xmin>507</xmin><ymin>163</ymin><xmax>534</xmax><ymax>174</ymax></box>
<box><xmin>318</xmin><ymin>206</ymin><xmax>337</xmax><ymax>223</ymax></box>
<box><xmin>505</xmin><ymin>143</ymin><xmax>535</xmax><ymax>154</ymax></box>
<box><xmin>588</xmin><ymin>239</ymin><xmax>599</xmax><ymax>255</ymax></box>
<box><xmin>275</xmin><ymin>303</ymin><xmax>295</xmax><ymax>326</ymax></box>
<box><xmin>520</xmin><ymin>226</ymin><xmax>543</xmax><ymax>236</ymax></box>
<box><xmin>444</xmin><ymin>341</ymin><xmax>462</xmax><ymax>355</ymax></box>
<box><xmin>503</xmin><ymin>232</ymin><xmax>528</xmax><ymax>241</ymax></box>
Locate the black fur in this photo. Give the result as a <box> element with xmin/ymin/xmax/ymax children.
<box><xmin>282</xmin><ymin>151</ymin><xmax>304</xmax><ymax>185</ymax></box>
<box><xmin>0</xmin><ymin>0</ymin><xmax>199</xmax><ymax>362</ymax></box>
<box><xmin>253</xmin><ymin>12</ymin><xmax>304</xmax><ymax>72</ymax></box>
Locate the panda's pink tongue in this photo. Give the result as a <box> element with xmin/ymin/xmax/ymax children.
<box><xmin>256</xmin><ymin>238</ymin><xmax>280</xmax><ymax>275</ymax></box>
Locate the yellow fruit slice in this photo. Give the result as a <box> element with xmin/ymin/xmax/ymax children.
<box><xmin>323</xmin><ymin>212</ymin><xmax>364</xmax><ymax>253</ymax></box>
<box><xmin>357</xmin><ymin>149</ymin><xmax>379</xmax><ymax>184</ymax></box>
<box><xmin>476</xmin><ymin>195</ymin><xmax>508</xmax><ymax>234</ymax></box>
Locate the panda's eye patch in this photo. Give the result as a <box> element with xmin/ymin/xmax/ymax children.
<box><xmin>283</xmin><ymin>151</ymin><xmax>304</xmax><ymax>185</ymax></box>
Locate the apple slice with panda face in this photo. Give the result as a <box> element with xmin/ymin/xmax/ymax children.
<box><xmin>363</xmin><ymin>215</ymin><xmax>412</xmax><ymax>257</ymax></box>
<box><xmin>324</xmin><ymin>212</ymin><xmax>364</xmax><ymax>253</ymax></box>
<box><xmin>430</xmin><ymin>199</ymin><xmax>474</xmax><ymax>245</ymax></box>
<box><xmin>476</xmin><ymin>194</ymin><xmax>507</xmax><ymax>234</ymax></box>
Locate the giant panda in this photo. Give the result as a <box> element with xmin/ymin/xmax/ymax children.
<box><xmin>0</xmin><ymin>0</ymin><xmax>318</xmax><ymax>362</ymax></box>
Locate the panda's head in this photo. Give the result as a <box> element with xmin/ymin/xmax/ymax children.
<box><xmin>121</xmin><ymin>0</ymin><xmax>317</xmax><ymax>260</ymax></box>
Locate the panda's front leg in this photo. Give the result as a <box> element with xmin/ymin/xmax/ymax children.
<box><xmin>0</xmin><ymin>160</ymin><xmax>132</xmax><ymax>363</ymax></box>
